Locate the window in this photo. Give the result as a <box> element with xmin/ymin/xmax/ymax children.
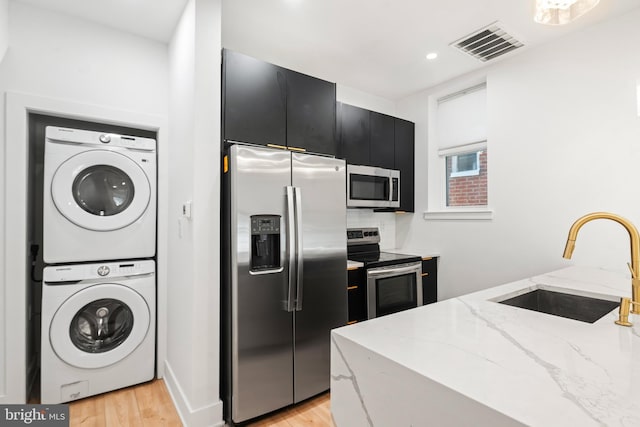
<box><xmin>445</xmin><ymin>148</ymin><xmax>487</xmax><ymax>207</ymax></box>
<box><xmin>425</xmin><ymin>81</ymin><xmax>491</xmax><ymax>220</ymax></box>
<box><xmin>449</xmin><ymin>152</ymin><xmax>480</xmax><ymax>178</ymax></box>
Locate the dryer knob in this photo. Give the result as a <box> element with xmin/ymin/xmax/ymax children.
<box><xmin>99</xmin><ymin>134</ymin><xmax>111</xmax><ymax>144</ymax></box>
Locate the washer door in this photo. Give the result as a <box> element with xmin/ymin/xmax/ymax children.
<box><xmin>51</xmin><ymin>150</ymin><xmax>151</xmax><ymax>231</ymax></box>
<box><xmin>50</xmin><ymin>284</ymin><xmax>150</xmax><ymax>369</ymax></box>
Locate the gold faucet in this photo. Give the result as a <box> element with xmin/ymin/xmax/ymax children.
<box><xmin>562</xmin><ymin>212</ymin><xmax>640</xmax><ymax>325</ymax></box>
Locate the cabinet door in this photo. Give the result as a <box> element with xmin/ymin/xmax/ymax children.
<box><xmin>394</xmin><ymin>118</ymin><xmax>415</xmax><ymax>212</ymax></box>
<box><xmin>223</xmin><ymin>49</ymin><xmax>286</xmax><ymax>147</ymax></box>
<box><xmin>347</xmin><ymin>268</ymin><xmax>367</xmax><ymax>323</ymax></box>
<box><xmin>422</xmin><ymin>258</ymin><xmax>438</xmax><ymax>305</ymax></box>
<box><xmin>287</xmin><ymin>70</ymin><xmax>337</xmax><ymax>156</ymax></box>
<box><xmin>339</xmin><ymin>104</ymin><xmax>370</xmax><ymax>166</ymax></box>
<box><xmin>370</xmin><ymin>112</ymin><xmax>395</xmax><ymax>169</ymax></box>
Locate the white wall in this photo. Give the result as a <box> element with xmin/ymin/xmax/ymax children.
<box><xmin>165</xmin><ymin>0</ymin><xmax>224</xmax><ymax>425</ymax></box>
<box><xmin>0</xmin><ymin>0</ymin><xmax>169</xmax><ymax>403</ymax></box>
<box><xmin>337</xmin><ymin>84</ymin><xmax>397</xmax><ymax>117</ymax></box>
<box><xmin>396</xmin><ymin>8</ymin><xmax>640</xmax><ymax>299</ymax></box>
<box><xmin>0</xmin><ymin>0</ymin><xmax>7</xmax><ymax>63</ymax></box>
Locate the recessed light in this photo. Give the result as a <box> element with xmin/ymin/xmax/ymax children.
<box><xmin>426</xmin><ymin>52</ymin><xmax>438</xmax><ymax>60</ymax></box>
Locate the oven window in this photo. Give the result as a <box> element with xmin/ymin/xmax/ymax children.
<box><xmin>376</xmin><ymin>273</ymin><xmax>417</xmax><ymax>317</ymax></box>
<box><xmin>350</xmin><ymin>174</ymin><xmax>389</xmax><ymax>201</ymax></box>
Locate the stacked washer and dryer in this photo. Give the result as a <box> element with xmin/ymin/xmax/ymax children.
<box><xmin>40</xmin><ymin>127</ymin><xmax>157</xmax><ymax>404</ymax></box>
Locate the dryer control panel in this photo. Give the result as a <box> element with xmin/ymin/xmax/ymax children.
<box><xmin>43</xmin><ymin>260</ymin><xmax>155</xmax><ymax>283</ymax></box>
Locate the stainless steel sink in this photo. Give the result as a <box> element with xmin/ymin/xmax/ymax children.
<box><xmin>498</xmin><ymin>289</ymin><xmax>619</xmax><ymax>323</ymax></box>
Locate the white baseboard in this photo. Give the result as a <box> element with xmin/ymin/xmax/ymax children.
<box><xmin>162</xmin><ymin>361</ymin><xmax>225</xmax><ymax>427</ymax></box>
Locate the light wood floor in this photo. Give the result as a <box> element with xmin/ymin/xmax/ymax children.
<box><xmin>68</xmin><ymin>379</ymin><xmax>334</xmax><ymax>427</ymax></box>
<box><xmin>68</xmin><ymin>379</ymin><xmax>181</xmax><ymax>427</ymax></box>
<box><xmin>248</xmin><ymin>392</ymin><xmax>334</xmax><ymax>427</ymax></box>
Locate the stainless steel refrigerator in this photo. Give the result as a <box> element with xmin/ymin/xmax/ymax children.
<box><xmin>222</xmin><ymin>144</ymin><xmax>347</xmax><ymax>424</ymax></box>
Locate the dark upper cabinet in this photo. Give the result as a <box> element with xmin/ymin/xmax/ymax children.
<box><xmin>223</xmin><ymin>49</ymin><xmax>286</xmax><ymax>147</ymax></box>
<box><xmin>286</xmin><ymin>70</ymin><xmax>337</xmax><ymax>155</ymax></box>
<box><xmin>339</xmin><ymin>103</ymin><xmax>370</xmax><ymax>166</ymax></box>
<box><xmin>338</xmin><ymin>102</ymin><xmax>415</xmax><ymax>212</ymax></box>
<box><xmin>394</xmin><ymin>118</ymin><xmax>415</xmax><ymax>212</ymax></box>
<box><xmin>370</xmin><ymin>112</ymin><xmax>395</xmax><ymax>169</ymax></box>
<box><xmin>223</xmin><ymin>49</ymin><xmax>338</xmax><ymax>156</ymax></box>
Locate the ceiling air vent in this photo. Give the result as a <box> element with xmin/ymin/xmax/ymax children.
<box><xmin>451</xmin><ymin>22</ymin><xmax>524</xmax><ymax>62</ymax></box>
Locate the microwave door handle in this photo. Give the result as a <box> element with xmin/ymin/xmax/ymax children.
<box><xmin>285</xmin><ymin>186</ymin><xmax>296</xmax><ymax>312</ymax></box>
<box><xmin>367</xmin><ymin>264</ymin><xmax>421</xmax><ymax>277</ymax></box>
<box><xmin>294</xmin><ymin>187</ymin><xmax>304</xmax><ymax>311</ymax></box>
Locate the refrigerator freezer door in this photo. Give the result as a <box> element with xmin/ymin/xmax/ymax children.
<box><xmin>230</xmin><ymin>145</ymin><xmax>294</xmax><ymax>423</ymax></box>
<box><xmin>291</xmin><ymin>152</ymin><xmax>347</xmax><ymax>403</ymax></box>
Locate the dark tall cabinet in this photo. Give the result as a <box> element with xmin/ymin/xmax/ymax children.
<box><xmin>394</xmin><ymin>118</ymin><xmax>415</xmax><ymax>213</ymax></box>
<box><xmin>223</xmin><ymin>49</ymin><xmax>338</xmax><ymax>156</ymax></box>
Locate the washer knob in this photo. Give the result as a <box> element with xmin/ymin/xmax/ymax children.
<box><xmin>99</xmin><ymin>134</ymin><xmax>111</xmax><ymax>143</ymax></box>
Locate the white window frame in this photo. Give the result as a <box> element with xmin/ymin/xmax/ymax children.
<box><xmin>424</xmin><ymin>78</ymin><xmax>493</xmax><ymax>221</ymax></box>
<box><xmin>449</xmin><ymin>151</ymin><xmax>481</xmax><ymax>178</ymax></box>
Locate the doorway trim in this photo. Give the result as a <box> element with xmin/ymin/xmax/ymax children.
<box><xmin>3</xmin><ymin>91</ymin><xmax>168</xmax><ymax>403</ymax></box>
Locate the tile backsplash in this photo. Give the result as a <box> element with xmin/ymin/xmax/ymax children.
<box><xmin>347</xmin><ymin>209</ymin><xmax>396</xmax><ymax>249</ymax></box>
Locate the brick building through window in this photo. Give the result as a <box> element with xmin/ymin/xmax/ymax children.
<box><xmin>446</xmin><ymin>149</ymin><xmax>488</xmax><ymax>206</ymax></box>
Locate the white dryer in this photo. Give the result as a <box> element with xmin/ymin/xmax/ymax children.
<box><xmin>41</xmin><ymin>260</ymin><xmax>156</xmax><ymax>404</ymax></box>
<box><xmin>43</xmin><ymin>126</ymin><xmax>156</xmax><ymax>264</ymax></box>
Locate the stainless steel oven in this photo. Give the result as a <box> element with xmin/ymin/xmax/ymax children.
<box><xmin>366</xmin><ymin>261</ymin><xmax>422</xmax><ymax>319</ymax></box>
<box><xmin>347</xmin><ymin>227</ymin><xmax>423</xmax><ymax>320</ymax></box>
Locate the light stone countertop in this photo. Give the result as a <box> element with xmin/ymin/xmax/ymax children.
<box><xmin>381</xmin><ymin>248</ymin><xmax>440</xmax><ymax>259</ymax></box>
<box><xmin>330</xmin><ymin>266</ymin><xmax>640</xmax><ymax>427</ymax></box>
<box><xmin>347</xmin><ymin>260</ymin><xmax>364</xmax><ymax>270</ymax></box>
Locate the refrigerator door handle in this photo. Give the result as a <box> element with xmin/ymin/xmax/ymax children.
<box><xmin>294</xmin><ymin>186</ymin><xmax>304</xmax><ymax>311</ymax></box>
<box><xmin>285</xmin><ymin>186</ymin><xmax>296</xmax><ymax>312</ymax></box>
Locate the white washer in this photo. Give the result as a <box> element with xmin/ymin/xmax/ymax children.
<box><xmin>41</xmin><ymin>260</ymin><xmax>156</xmax><ymax>404</ymax></box>
<box><xmin>43</xmin><ymin>126</ymin><xmax>156</xmax><ymax>264</ymax></box>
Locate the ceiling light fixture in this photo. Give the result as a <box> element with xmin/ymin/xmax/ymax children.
<box><xmin>534</xmin><ymin>0</ymin><xmax>600</xmax><ymax>25</ymax></box>
<box><xmin>426</xmin><ymin>52</ymin><xmax>438</xmax><ymax>60</ymax></box>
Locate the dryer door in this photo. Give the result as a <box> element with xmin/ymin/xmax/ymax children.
<box><xmin>51</xmin><ymin>150</ymin><xmax>151</xmax><ymax>231</ymax></box>
<box><xmin>50</xmin><ymin>284</ymin><xmax>151</xmax><ymax>369</ymax></box>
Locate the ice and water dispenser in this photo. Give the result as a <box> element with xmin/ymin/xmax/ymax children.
<box><xmin>250</xmin><ymin>215</ymin><xmax>281</xmax><ymax>271</ymax></box>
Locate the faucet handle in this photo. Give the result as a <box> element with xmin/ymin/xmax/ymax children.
<box><xmin>616</xmin><ymin>297</ymin><xmax>634</xmax><ymax>327</ymax></box>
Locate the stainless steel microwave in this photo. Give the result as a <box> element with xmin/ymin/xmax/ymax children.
<box><xmin>347</xmin><ymin>165</ymin><xmax>400</xmax><ymax>208</ymax></box>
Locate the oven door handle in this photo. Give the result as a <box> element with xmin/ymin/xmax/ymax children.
<box><xmin>367</xmin><ymin>263</ymin><xmax>421</xmax><ymax>277</ymax></box>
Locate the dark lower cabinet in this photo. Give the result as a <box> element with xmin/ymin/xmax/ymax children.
<box><xmin>422</xmin><ymin>257</ymin><xmax>438</xmax><ymax>305</ymax></box>
<box><xmin>395</xmin><ymin>118</ymin><xmax>415</xmax><ymax>213</ymax></box>
<box><xmin>347</xmin><ymin>267</ymin><xmax>367</xmax><ymax>323</ymax></box>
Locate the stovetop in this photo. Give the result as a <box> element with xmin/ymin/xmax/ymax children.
<box><xmin>348</xmin><ymin>251</ymin><xmax>422</xmax><ymax>269</ymax></box>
